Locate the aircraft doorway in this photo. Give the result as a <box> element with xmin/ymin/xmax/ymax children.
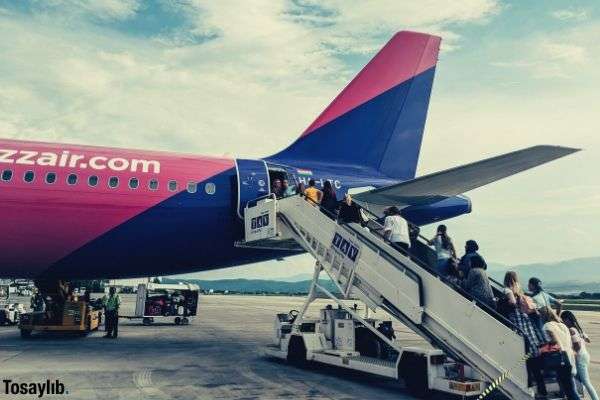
<box><xmin>266</xmin><ymin>164</ymin><xmax>298</xmax><ymax>198</ymax></box>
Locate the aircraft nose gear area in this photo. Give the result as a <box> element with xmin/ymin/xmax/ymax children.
<box><xmin>240</xmin><ymin>195</ymin><xmax>579</xmax><ymax>400</ymax></box>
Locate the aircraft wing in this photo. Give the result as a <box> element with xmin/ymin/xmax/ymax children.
<box><xmin>353</xmin><ymin>145</ymin><xmax>580</xmax><ymax>208</ymax></box>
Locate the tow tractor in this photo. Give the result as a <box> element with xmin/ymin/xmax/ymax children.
<box><xmin>19</xmin><ymin>280</ymin><xmax>102</xmax><ymax>338</ymax></box>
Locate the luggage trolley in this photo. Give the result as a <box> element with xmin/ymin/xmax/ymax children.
<box><xmin>124</xmin><ymin>283</ymin><xmax>199</xmax><ymax>326</ymax></box>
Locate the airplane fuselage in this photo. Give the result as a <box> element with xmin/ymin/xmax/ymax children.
<box><xmin>0</xmin><ymin>138</ymin><xmax>471</xmax><ymax>279</ymax></box>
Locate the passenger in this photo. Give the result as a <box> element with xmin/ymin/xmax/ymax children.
<box><xmin>296</xmin><ymin>182</ymin><xmax>305</xmax><ymax>195</ymax></box>
<box><xmin>102</xmin><ymin>287</ymin><xmax>121</xmax><ymax>339</ymax></box>
<box><xmin>458</xmin><ymin>240</ymin><xmax>487</xmax><ymax>278</ymax></box>
<box><xmin>461</xmin><ymin>255</ymin><xmax>495</xmax><ymax>309</ymax></box>
<box><xmin>271</xmin><ymin>178</ymin><xmax>284</xmax><ymax>198</ymax></box>
<box><xmin>529</xmin><ymin>277</ymin><xmax>563</xmax><ymax>317</ymax></box>
<box><xmin>282</xmin><ymin>179</ymin><xmax>296</xmax><ymax>197</ymax></box>
<box><xmin>541</xmin><ymin>307</ymin><xmax>581</xmax><ymax>400</ymax></box>
<box><xmin>382</xmin><ymin>206</ymin><xmax>410</xmax><ymax>253</ymax></box>
<box><xmin>320</xmin><ymin>181</ymin><xmax>338</xmax><ymax>218</ymax></box>
<box><xmin>499</xmin><ymin>271</ymin><xmax>547</xmax><ymax>395</ymax></box>
<box><xmin>303</xmin><ymin>179</ymin><xmax>322</xmax><ymax>205</ymax></box>
<box><xmin>562</xmin><ymin>311</ymin><xmax>598</xmax><ymax>400</ymax></box>
<box><xmin>427</xmin><ymin>225</ymin><xmax>456</xmax><ymax>277</ymax></box>
<box><xmin>338</xmin><ymin>194</ymin><xmax>363</xmax><ymax>224</ymax></box>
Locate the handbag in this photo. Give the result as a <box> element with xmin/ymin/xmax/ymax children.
<box><xmin>539</xmin><ymin>343</ymin><xmax>568</xmax><ymax>369</ymax></box>
<box><xmin>519</xmin><ymin>294</ymin><xmax>537</xmax><ymax>315</ymax></box>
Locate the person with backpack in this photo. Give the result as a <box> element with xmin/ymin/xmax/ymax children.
<box><xmin>529</xmin><ymin>277</ymin><xmax>563</xmax><ymax>316</ymax></box>
<box><xmin>541</xmin><ymin>307</ymin><xmax>581</xmax><ymax>400</ymax></box>
<box><xmin>320</xmin><ymin>180</ymin><xmax>338</xmax><ymax>218</ymax></box>
<box><xmin>499</xmin><ymin>271</ymin><xmax>548</xmax><ymax>397</ymax></box>
<box><xmin>461</xmin><ymin>255</ymin><xmax>495</xmax><ymax>309</ymax></box>
<box><xmin>458</xmin><ymin>240</ymin><xmax>487</xmax><ymax>278</ymax></box>
<box><xmin>427</xmin><ymin>225</ymin><xmax>456</xmax><ymax>277</ymax></box>
<box><xmin>562</xmin><ymin>311</ymin><xmax>598</xmax><ymax>400</ymax></box>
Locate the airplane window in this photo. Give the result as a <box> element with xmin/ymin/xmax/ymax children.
<box><xmin>129</xmin><ymin>177</ymin><xmax>139</xmax><ymax>189</ymax></box>
<box><xmin>205</xmin><ymin>182</ymin><xmax>216</xmax><ymax>195</ymax></box>
<box><xmin>1</xmin><ymin>169</ymin><xmax>12</xmax><ymax>182</ymax></box>
<box><xmin>187</xmin><ymin>181</ymin><xmax>197</xmax><ymax>194</ymax></box>
<box><xmin>149</xmin><ymin>179</ymin><xmax>159</xmax><ymax>191</ymax></box>
<box><xmin>108</xmin><ymin>176</ymin><xmax>119</xmax><ymax>188</ymax></box>
<box><xmin>24</xmin><ymin>171</ymin><xmax>35</xmax><ymax>183</ymax></box>
<box><xmin>45</xmin><ymin>172</ymin><xmax>57</xmax><ymax>184</ymax></box>
<box><xmin>67</xmin><ymin>173</ymin><xmax>77</xmax><ymax>185</ymax></box>
<box><xmin>88</xmin><ymin>175</ymin><xmax>99</xmax><ymax>187</ymax></box>
<box><xmin>168</xmin><ymin>180</ymin><xmax>178</xmax><ymax>192</ymax></box>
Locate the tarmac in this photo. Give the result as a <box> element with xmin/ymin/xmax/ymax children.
<box><xmin>0</xmin><ymin>294</ymin><xmax>599</xmax><ymax>400</ymax></box>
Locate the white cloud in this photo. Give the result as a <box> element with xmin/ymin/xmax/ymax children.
<box><xmin>490</xmin><ymin>23</ymin><xmax>599</xmax><ymax>79</ymax></box>
<box><xmin>284</xmin><ymin>0</ymin><xmax>500</xmax><ymax>53</ymax></box>
<box><xmin>551</xmin><ymin>8</ymin><xmax>588</xmax><ymax>22</ymax></box>
<box><xmin>34</xmin><ymin>0</ymin><xmax>141</xmax><ymax>20</ymax></box>
<box><xmin>0</xmin><ymin>0</ymin><xmax>501</xmax><ymax>156</ymax></box>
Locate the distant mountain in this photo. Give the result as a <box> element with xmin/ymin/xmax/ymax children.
<box><xmin>164</xmin><ymin>257</ymin><xmax>600</xmax><ymax>295</ymax></box>
<box><xmin>488</xmin><ymin>257</ymin><xmax>600</xmax><ymax>293</ymax></box>
<box><xmin>270</xmin><ymin>273</ymin><xmax>314</xmax><ymax>282</ymax></box>
<box><xmin>162</xmin><ymin>277</ymin><xmax>339</xmax><ymax>294</ymax></box>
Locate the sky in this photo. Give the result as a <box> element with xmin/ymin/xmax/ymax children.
<box><xmin>0</xmin><ymin>0</ymin><xmax>598</xmax><ymax>280</ymax></box>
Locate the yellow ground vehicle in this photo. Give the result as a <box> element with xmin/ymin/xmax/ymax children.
<box><xmin>19</xmin><ymin>301</ymin><xmax>101</xmax><ymax>338</ymax></box>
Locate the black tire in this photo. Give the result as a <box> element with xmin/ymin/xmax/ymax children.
<box><xmin>142</xmin><ymin>317</ymin><xmax>152</xmax><ymax>326</ymax></box>
<box><xmin>287</xmin><ymin>335</ymin><xmax>307</xmax><ymax>367</ymax></box>
<box><xmin>399</xmin><ymin>351</ymin><xmax>430</xmax><ymax>398</ymax></box>
<box><xmin>182</xmin><ymin>317</ymin><xmax>189</xmax><ymax>325</ymax></box>
<box><xmin>174</xmin><ymin>317</ymin><xmax>181</xmax><ymax>325</ymax></box>
<box><xmin>20</xmin><ymin>329</ymin><xmax>32</xmax><ymax>339</ymax></box>
<box><xmin>355</xmin><ymin>328</ymin><xmax>382</xmax><ymax>358</ymax></box>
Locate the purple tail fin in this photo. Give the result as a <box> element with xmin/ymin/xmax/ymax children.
<box><xmin>270</xmin><ymin>31</ymin><xmax>441</xmax><ymax>180</ymax></box>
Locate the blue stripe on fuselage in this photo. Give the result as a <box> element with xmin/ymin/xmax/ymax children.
<box><xmin>42</xmin><ymin>167</ymin><xmax>297</xmax><ymax>279</ymax></box>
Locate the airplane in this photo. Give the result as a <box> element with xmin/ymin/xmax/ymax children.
<box><xmin>0</xmin><ymin>31</ymin><xmax>579</xmax><ymax>280</ymax></box>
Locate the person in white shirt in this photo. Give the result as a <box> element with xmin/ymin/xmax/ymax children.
<box><xmin>427</xmin><ymin>224</ymin><xmax>456</xmax><ymax>277</ymax></box>
<box><xmin>542</xmin><ymin>307</ymin><xmax>581</xmax><ymax>400</ymax></box>
<box><xmin>562</xmin><ymin>311</ymin><xmax>599</xmax><ymax>400</ymax></box>
<box><xmin>382</xmin><ymin>206</ymin><xmax>410</xmax><ymax>253</ymax></box>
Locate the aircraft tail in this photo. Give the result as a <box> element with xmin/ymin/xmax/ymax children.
<box><xmin>269</xmin><ymin>31</ymin><xmax>441</xmax><ymax>181</ymax></box>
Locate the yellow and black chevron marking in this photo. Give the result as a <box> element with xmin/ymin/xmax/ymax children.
<box><xmin>477</xmin><ymin>353</ymin><xmax>533</xmax><ymax>400</ymax></box>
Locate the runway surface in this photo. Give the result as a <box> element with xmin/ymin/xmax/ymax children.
<box><xmin>0</xmin><ymin>294</ymin><xmax>599</xmax><ymax>399</ymax></box>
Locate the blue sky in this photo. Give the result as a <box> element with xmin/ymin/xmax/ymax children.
<box><xmin>0</xmin><ymin>0</ymin><xmax>598</xmax><ymax>279</ymax></box>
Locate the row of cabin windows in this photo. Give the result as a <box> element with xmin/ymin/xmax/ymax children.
<box><xmin>0</xmin><ymin>169</ymin><xmax>212</xmax><ymax>194</ymax></box>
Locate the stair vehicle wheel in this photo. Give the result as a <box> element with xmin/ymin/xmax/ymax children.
<box><xmin>174</xmin><ymin>317</ymin><xmax>181</xmax><ymax>325</ymax></box>
<box><xmin>20</xmin><ymin>329</ymin><xmax>32</xmax><ymax>339</ymax></box>
<box><xmin>399</xmin><ymin>352</ymin><xmax>431</xmax><ymax>398</ymax></box>
<box><xmin>142</xmin><ymin>317</ymin><xmax>152</xmax><ymax>326</ymax></box>
<box><xmin>355</xmin><ymin>328</ymin><xmax>382</xmax><ymax>358</ymax></box>
<box><xmin>182</xmin><ymin>317</ymin><xmax>189</xmax><ymax>325</ymax></box>
<box><xmin>287</xmin><ymin>335</ymin><xmax>307</xmax><ymax>367</ymax></box>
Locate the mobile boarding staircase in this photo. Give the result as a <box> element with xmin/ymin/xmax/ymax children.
<box><xmin>241</xmin><ymin>194</ymin><xmax>538</xmax><ymax>399</ymax></box>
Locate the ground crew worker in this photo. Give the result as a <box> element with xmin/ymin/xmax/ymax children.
<box><xmin>102</xmin><ymin>287</ymin><xmax>121</xmax><ymax>338</ymax></box>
